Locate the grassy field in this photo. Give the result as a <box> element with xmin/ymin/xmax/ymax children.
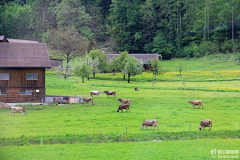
<box><xmin>0</xmin><ymin>57</ymin><xmax>240</xmax><ymax>159</ymax></box>
<box><xmin>1</xmin><ymin>139</ymin><xmax>239</xmax><ymax>160</ymax></box>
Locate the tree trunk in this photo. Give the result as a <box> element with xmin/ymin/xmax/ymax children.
<box><xmin>204</xmin><ymin>0</ymin><xmax>207</xmax><ymax>44</ymax></box>
<box><xmin>232</xmin><ymin>0</ymin><xmax>234</xmax><ymax>41</ymax></box>
<box><xmin>64</xmin><ymin>54</ymin><xmax>70</xmax><ymax>80</ymax></box>
<box><xmin>42</xmin><ymin>0</ymin><xmax>46</xmax><ymax>33</ymax></box>
<box><xmin>88</xmin><ymin>75</ymin><xmax>90</xmax><ymax>80</ymax></box>
<box><xmin>93</xmin><ymin>72</ymin><xmax>95</xmax><ymax>78</ymax></box>
<box><xmin>128</xmin><ymin>73</ymin><xmax>130</xmax><ymax>83</ymax></box>
<box><xmin>123</xmin><ymin>74</ymin><xmax>126</xmax><ymax>80</ymax></box>
<box><xmin>207</xmin><ymin>0</ymin><xmax>210</xmax><ymax>40</ymax></box>
<box><xmin>82</xmin><ymin>76</ymin><xmax>84</xmax><ymax>83</ymax></box>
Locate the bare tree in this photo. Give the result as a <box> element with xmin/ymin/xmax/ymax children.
<box><xmin>43</xmin><ymin>27</ymin><xmax>89</xmax><ymax>79</ymax></box>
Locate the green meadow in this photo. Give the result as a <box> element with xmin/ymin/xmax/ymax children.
<box><xmin>0</xmin><ymin>57</ymin><xmax>240</xmax><ymax>159</ymax></box>
<box><xmin>1</xmin><ymin>139</ymin><xmax>239</xmax><ymax>160</ymax></box>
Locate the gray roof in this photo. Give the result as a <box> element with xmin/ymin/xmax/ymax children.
<box><xmin>106</xmin><ymin>54</ymin><xmax>159</xmax><ymax>64</ymax></box>
<box><xmin>0</xmin><ymin>43</ymin><xmax>51</xmax><ymax>68</ymax></box>
<box><xmin>7</xmin><ymin>38</ymin><xmax>39</xmax><ymax>43</ymax></box>
<box><xmin>0</xmin><ymin>36</ymin><xmax>5</xmax><ymax>41</ymax></box>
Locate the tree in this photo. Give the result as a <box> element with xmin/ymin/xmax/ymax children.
<box><xmin>148</xmin><ymin>58</ymin><xmax>164</xmax><ymax>80</ymax></box>
<box><xmin>88</xmin><ymin>48</ymin><xmax>107</xmax><ymax>78</ymax></box>
<box><xmin>123</xmin><ymin>56</ymin><xmax>144</xmax><ymax>83</ymax></box>
<box><xmin>74</xmin><ymin>59</ymin><xmax>92</xmax><ymax>83</ymax></box>
<box><xmin>108</xmin><ymin>57</ymin><xmax>118</xmax><ymax>75</ymax></box>
<box><xmin>85</xmin><ymin>54</ymin><xmax>100</xmax><ymax>80</ymax></box>
<box><xmin>43</xmin><ymin>27</ymin><xmax>89</xmax><ymax>79</ymax></box>
<box><xmin>116</xmin><ymin>50</ymin><xmax>129</xmax><ymax>80</ymax></box>
<box><xmin>152</xmin><ymin>30</ymin><xmax>175</xmax><ymax>59</ymax></box>
<box><xmin>107</xmin><ymin>0</ymin><xmax>144</xmax><ymax>52</ymax></box>
<box><xmin>176</xmin><ymin>63</ymin><xmax>186</xmax><ymax>76</ymax></box>
<box><xmin>54</xmin><ymin>0</ymin><xmax>93</xmax><ymax>39</ymax></box>
<box><xmin>56</xmin><ymin>63</ymin><xmax>73</xmax><ymax>79</ymax></box>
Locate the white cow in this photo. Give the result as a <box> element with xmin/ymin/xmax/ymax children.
<box><xmin>90</xmin><ymin>91</ymin><xmax>102</xmax><ymax>97</ymax></box>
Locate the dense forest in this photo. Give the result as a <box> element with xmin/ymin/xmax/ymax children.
<box><xmin>1</xmin><ymin>0</ymin><xmax>240</xmax><ymax>59</ymax></box>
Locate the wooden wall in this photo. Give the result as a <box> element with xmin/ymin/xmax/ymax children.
<box><xmin>0</xmin><ymin>68</ymin><xmax>45</xmax><ymax>103</ymax></box>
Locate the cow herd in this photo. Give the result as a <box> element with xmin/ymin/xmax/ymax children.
<box><xmin>84</xmin><ymin>90</ymin><xmax>212</xmax><ymax>131</ymax></box>
<box><xmin>8</xmin><ymin>90</ymin><xmax>212</xmax><ymax>131</ymax></box>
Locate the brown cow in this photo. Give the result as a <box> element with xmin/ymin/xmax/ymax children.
<box><xmin>117</xmin><ymin>104</ymin><xmax>130</xmax><ymax>113</ymax></box>
<box><xmin>104</xmin><ymin>90</ymin><xmax>116</xmax><ymax>98</ymax></box>
<box><xmin>141</xmin><ymin>120</ymin><xmax>159</xmax><ymax>131</ymax></box>
<box><xmin>199</xmin><ymin>119</ymin><xmax>212</xmax><ymax>131</ymax></box>
<box><xmin>53</xmin><ymin>97</ymin><xmax>60</xmax><ymax>104</ymax></box>
<box><xmin>83</xmin><ymin>97</ymin><xmax>93</xmax><ymax>106</ymax></box>
<box><xmin>118</xmin><ymin>98</ymin><xmax>131</xmax><ymax>105</ymax></box>
<box><xmin>188</xmin><ymin>100</ymin><xmax>203</xmax><ymax>109</ymax></box>
<box><xmin>11</xmin><ymin>107</ymin><xmax>27</xmax><ymax>116</ymax></box>
<box><xmin>135</xmin><ymin>87</ymin><xmax>139</xmax><ymax>91</ymax></box>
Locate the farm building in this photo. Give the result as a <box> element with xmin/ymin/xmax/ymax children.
<box><xmin>0</xmin><ymin>35</ymin><xmax>8</xmax><ymax>42</ymax></box>
<box><xmin>106</xmin><ymin>53</ymin><xmax>159</xmax><ymax>70</ymax></box>
<box><xmin>0</xmin><ymin>38</ymin><xmax>51</xmax><ymax>103</ymax></box>
<box><xmin>50</xmin><ymin>58</ymin><xmax>63</xmax><ymax>69</ymax></box>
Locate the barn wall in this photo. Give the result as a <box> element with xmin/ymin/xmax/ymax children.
<box><xmin>0</xmin><ymin>68</ymin><xmax>46</xmax><ymax>103</ymax></box>
<box><xmin>0</xmin><ymin>88</ymin><xmax>44</xmax><ymax>103</ymax></box>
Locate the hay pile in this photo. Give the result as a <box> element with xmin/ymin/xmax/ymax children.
<box><xmin>0</xmin><ymin>102</ymin><xmax>12</xmax><ymax>109</ymax></box>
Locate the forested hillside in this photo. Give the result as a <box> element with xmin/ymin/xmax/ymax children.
<box><xmin>1</xmin><ymin>0</ymin><xmax>240</xmax><ymax>59</ymax></box>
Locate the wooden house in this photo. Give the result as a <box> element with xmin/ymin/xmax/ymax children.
<box><xmin>106</xmin><ymin>54</ymin><xmax>159</xmax><ymax>70</ymax></box>
<box><xmin>0</xmin><ymin>41</ymin><xmax>51</xmax><ymax>103</ymax></box>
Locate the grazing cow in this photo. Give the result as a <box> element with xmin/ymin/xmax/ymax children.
<box><xmin>117</xmin><ymin>104</ymin><xmax>130</xmax><ymax>113</ymax></box>
<box><xmin>141</xmin><ymin>120</ymin><xmax>159</xmax><ymax>131</ymax></box>
<box><xmin>135</xmin><ymin>87</ymin><xmax>139</xmax><ymax>91</ymax></box>
<box><xmin>188</xmin><ymin>100</ymin><xmax>203</xmax><ymax>109</ymax></box>
<box><xmin>11</xmin><ymin>107</ymin><xmax>27</xmax><ymax>116</ymax></box>
<box><xmin>199</xmin><ymin>119</ymin><xmax>212</xmax><ymax>131</ymax></box>
<box><xmin>53</xmin><ymin>97</ymin><xmax>60</xmax><ymax>104</ymax></box>
<box><xmin>90</xmin><ymin>91</ymin><xmax>102</xmax><ymax>97</ymax></box>
<box><xmin>118</xmin><ymin>98</ymin><xmax>131</xmax><ymax>106</ymax></box>
<box><xmin>104</xmin><ymin>90</ymin><xmax>116</xmax><ymax>98</ymax></box>
<box><xmin>83</xmin><ymin>97</ymin><xmax>93</xmax><ymax>106</ymax></box>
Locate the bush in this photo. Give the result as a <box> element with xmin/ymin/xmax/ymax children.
<box><xmin>182</xmin><ymin>45</ymin><xmax>194</xmax><ymax>58</ymax></box>
<box><xmin>221</xmin><ymin>40</ymin><xmax>233</xmax><ymax>53</ymax></box>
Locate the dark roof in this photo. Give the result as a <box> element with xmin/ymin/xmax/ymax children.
<box><xmin>106</xmin><ymin>54</ymin><xmax>159</xmax><ymax>64</ymax></box>
<box><xmin>50</xmin><ymin>58</ymin><xmax>63</xmax><ymax>66</ymax></box>
<box><xmin>0</xmin><ymin>43</ymin><xmax>51</xmax><ymax>68</ymax></box>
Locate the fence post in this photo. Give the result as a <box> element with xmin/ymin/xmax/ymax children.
<box><xmin>40</xmin><ymin>137</ymin><xmax>43</xmax><ymax>145</ymax></box>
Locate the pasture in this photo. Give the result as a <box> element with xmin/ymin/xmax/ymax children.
<box><xmin>1</xmin><ymin>57</ymin><xmax>240</xmax><ymax>159</ymax></box>
<box><xmin>1</xmin><ymin>139</ymin><xmax>239</xmax><ymax>160</ymax></box>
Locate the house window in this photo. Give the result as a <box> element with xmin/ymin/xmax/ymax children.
<box><xmin>0</xmin><ymin>90</ymin><xmax>7</xmax><ymax>95</ymax></box>
<box><xmin>0</xmin><ymin>73</ymin><xmax>9</xmax><ymax>80</ymax></box>
<box><xmin>19</xmin><ymin>89</ymin><xmax>32</xmax><ymax>95</ymax></box>
<box><xmin>26</xmin><ymin>73</ymin><xmax>38</xmax><ymax>80</ymax></box>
